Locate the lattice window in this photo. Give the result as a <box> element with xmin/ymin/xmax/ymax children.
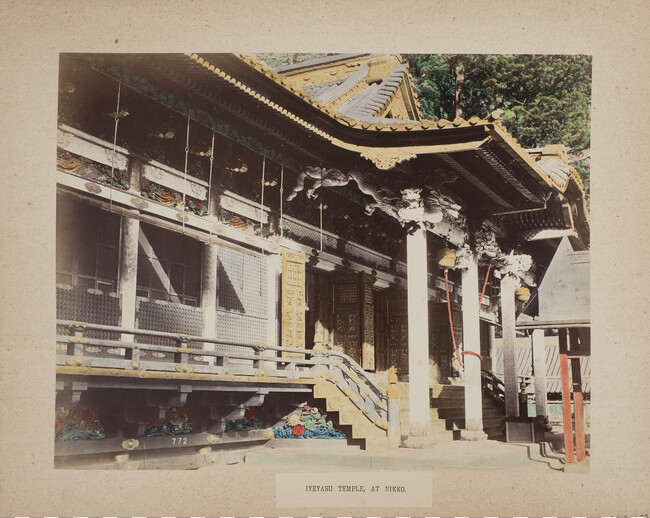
<box><xmin>56</xmin><ymin>195</ymin><xmax>120</xmax><ymax>292</ymax></box>
<box><xmin>217</xmin><ymin>246</ymin><xmax>267</xmax><ymax>318</ymax></box>
<box><xmin>136</xmin><ymin>223</ymin><xmax>202</xmax><ymax>306</ymax></box>
<box><xmin>337</xmin><ymin>284</ymin><xmax>358</xmax><ymax>305</ymax></box>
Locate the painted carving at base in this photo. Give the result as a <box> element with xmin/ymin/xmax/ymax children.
<box><xmin>225</xmin><ymin>408</ymin><xmax>263</xmax><ymax>431</ymax></box>
<box><xmin>272</xmin><ymin>404</ymin><xmax>346</xmax><ymax>439</ymax></box>
<box><xmin>55</xmin><ymin>406</ymin><xmax>106</xmax><ymax>441</ymax></box>
<box><xmin>144</xmin><ymin>407</ymin><xmax>192</xmax><ymax>436</ymax></box>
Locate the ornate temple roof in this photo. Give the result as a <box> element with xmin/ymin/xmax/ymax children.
<box><xmin>272</xmin><ymin>54</ymin><xmax>419</xmax><ymax>123</ymax></box>
<box><xmin>69</xmin><ymin>52</ymin><xmax>589</xmax><ymax>247</ymax></box>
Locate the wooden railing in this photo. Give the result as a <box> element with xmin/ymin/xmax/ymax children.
<box><xmin>57</xmin><ymin>319</ymin><xmax>389</xmax><ymax>427</ymax></box>
<box><xmin>481</xmin><ymin>369</ymin><xmax>506</xmax><ymax>405</ymax></box>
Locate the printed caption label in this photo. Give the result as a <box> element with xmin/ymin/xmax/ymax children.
<box><xmin>276</xmin><ymin>471</ymin><xmax>432</xmax><ymax>508</ymax></box>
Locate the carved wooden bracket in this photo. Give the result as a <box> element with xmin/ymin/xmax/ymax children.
<box><xmin>359</xmin><ymin>147</ymin><xmax>417</xmax><ymax>170</ymax></box>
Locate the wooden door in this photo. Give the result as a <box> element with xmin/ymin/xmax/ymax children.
<box><xmin>429</xmin><ymin>302</ymin><xmax>463</xmax><ymax>379</ymax></box>
<box><xmin>333</xmin><ymin>272</ymin><xmax>375</xmax><ymax>369</ymax></box>
<box><xmin>387</xmin><ymin>288</ymin><xmax>409</xmax><ymax>375</ymax></box>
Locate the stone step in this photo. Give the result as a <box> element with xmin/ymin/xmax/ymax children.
<box><xmin>433</xmin><ymin>405</ymin><xmax>504</xmax><ymax>419</ymax></box>
<box><xmin>430</xmin><ymin>397</ymin><xmax>466</xmax><ymax>408</ymax></box>
<box><xmin>427</xmin><ymin>429</ymin><xmax>456</xmax><ymax>444</ymax></box>
<box><xmin>399</xmin><ymin>429</ymin><xmax>457</xmax><ymax>446</ymax></box>
<box><xmin>265</xmin><ymin>438</ymin><xmax>360</xmax><ymax>450</ymax></box>
<box><xmin>436</xmin><ymin>415</ymin><xmax>505</xmax><ymax>430</ymax></box>
<box><xmin>430</xmin><ymin>384</ymin><xmax>465</xmax><ymax>398</ymax></box>
<box><xmin>399</xmin><ymin>414</ymin><xmax>459</xmax><ymax>433</ymax></box>
<box><xmin>400</xmin><ymin>406</ymin><xmax>504</xmax><ymax>422</ymax></box>
<box><xmin>312</xmin><ymin>380</ymin><xmax>389</xmax><ymax>448</ymax></box>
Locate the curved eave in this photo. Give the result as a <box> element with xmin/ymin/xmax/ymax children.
<box><xmin>230</xmin><ymin>54</ymin><xmax>590</xmax><ymax>243</ymax></box>
<box><xmin>227</xmin><ymin>54</ymin><xmax>585</xmax><ymax>195</ymax></box>
<box><xmin>77</xmin><ymin>52</ymin><xmax>588</xmax><ymax>244</ymax></box>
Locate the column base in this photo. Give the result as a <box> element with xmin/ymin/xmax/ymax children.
<box><xmin>460</xmin><ymin>429</ymin><xmax>488</xmax><ymax>441</ymax></box>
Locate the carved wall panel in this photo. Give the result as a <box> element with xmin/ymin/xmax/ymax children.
<box><xmin>333</xmin><ymin>277</ymin><xmax>361</xmax><ymax>364</ymax></box>
<box><xmin>333</xmin><ymin>272</ymin><xmax>375</xmax><ymax>369</ymax></box>
<box><xmin>387</xmin><ymin>289</ymin><xmax>409</xmax><ymax>374</ymax></box>
<box><xmin>373</xmin><ymin>290</ymin><xmax>389</xmax><ymax>372</ymax></box>
<box><xmin>361</xmin><ymin>273</ymin><xmax>375</xmax><ymax>371</ymax></box>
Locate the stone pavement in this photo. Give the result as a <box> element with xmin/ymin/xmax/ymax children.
<box><xmin>202</xmin><ymin>432</ymin><xmax>590</xmax><ymax>473</ymax></box>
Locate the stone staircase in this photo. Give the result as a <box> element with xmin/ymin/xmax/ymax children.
<box><xmin>431</xmin><ymin>384</ymin><xmax>506</xmax><ymax>440</ymax></box>
<box><xmin>312</xmin><ymin>379</ymin><xmax>393</xmax><ymax>450</ymax></box>
<box><xmin>391</xmin><ymin>381</ymin><xmax>506</xmax><ymax>443</ymax></box>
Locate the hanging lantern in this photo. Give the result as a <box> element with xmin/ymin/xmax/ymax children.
<box><xmin>516</xmin><ymin>286</ymin><xmax>531</xmax><ymax>302</ymax></box>
<box><xmin>436</xmin><ymin>247</ymin><xmax>456</xmax><ymax>269</ymax></box>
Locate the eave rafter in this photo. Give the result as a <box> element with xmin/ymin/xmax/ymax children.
<box><xmin>437</xmin><ymin>152</ymin><xmax>512</xmax><ymax>210</ymax></box>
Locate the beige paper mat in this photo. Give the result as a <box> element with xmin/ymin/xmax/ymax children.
<box><xmin>1</xmin><ymin>1</ymin><xmax>648</xmax><ymax>515</ymax></box>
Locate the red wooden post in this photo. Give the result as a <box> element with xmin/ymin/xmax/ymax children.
<box><xmin>569</xmin><ymin>329</ymin><xmax>586</xmax><ymax>462</ymax></box>
<box><xmin>558</xmin><ymin>328</ymin><xmax>574</xmax><ymax>463</ymax></box>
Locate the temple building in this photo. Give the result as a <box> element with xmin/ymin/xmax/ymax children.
<box><xmin>55</xmin><ymin>53</ymin><xmax>590</xmax><ymax>468</ymax></box>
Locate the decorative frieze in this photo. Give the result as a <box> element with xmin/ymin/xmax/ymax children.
<box><xmin>141</xmin><ymin>179</ymin><xmax>208</xmax><ymax>216</ymax></box>
<box><xmin>286</xmin><ymin>165</ymin><xmax>467</xmax><ymax>244</ymax></box>
<box><xmin>57</xmin><ymin>148</ymin><xmax>129</xmax><ymax>190</ymax></box>
<box><xmin>143</xmin><ymin>163</ymin><xmax>208</xmax><ymax>200</ymax></box>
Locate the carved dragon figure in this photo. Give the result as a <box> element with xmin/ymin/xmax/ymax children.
<box><xmin>287</xmin><ymin>165</ymin><xmax>465</xmax><ymax>237</ymax></box>
<box><xmin>286</xmin><ymin>166</ymin><xmax>354</xmax><ymax>201</ymax></box>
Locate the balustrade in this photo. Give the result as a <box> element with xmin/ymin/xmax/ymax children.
<box><xmin>57</xmin><ymin>319</ymin><xmax>389</xmax><ymax>426</ymax></box>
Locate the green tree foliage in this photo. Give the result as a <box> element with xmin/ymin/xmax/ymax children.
<box><xmin>407</xmin><ymin>54</ymin><xmax>591</xmax><ymax>192</ymax></box>
<box><xmin>258</xmin><ymin>53</ymin><xmax>591</xmax><ymax>194</ymax></box>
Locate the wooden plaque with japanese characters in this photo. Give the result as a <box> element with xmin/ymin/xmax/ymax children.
<box><xmin>281</xmin><ymin>249</ymin><xmax>306</xmax><ymax>358</ymax></box>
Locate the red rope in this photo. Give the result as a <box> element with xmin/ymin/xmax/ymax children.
<box><xmin>462</xmin><ymin>350</ymin><xmax>482</xmax><ymax>360</ymax></box>
<box><xmin>444</xmin><ymin>269</ymin><xmax>464</xmax><ymax>367</ymax></box>
<box><xmin>478</xmin><ymin>262</ymin><xmax>492</xmax><ymax>308</ymax></box>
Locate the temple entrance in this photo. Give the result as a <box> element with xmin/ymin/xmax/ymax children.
<box><xmin>429</xmin><ymin>302</ymin><xmax>463</xmax><ymax>382</ymax></box>
<box><xmin>331</xmin><ymin>271</ymin><xmax>375</xmax><ymax>370</ymax></box>
<box><xmin>387</xmin><ymin>288</ymin><xmax>409</xmax><ymax>376</ymax></box>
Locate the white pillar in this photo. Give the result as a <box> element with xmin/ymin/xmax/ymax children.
<box><xmin>406</xmin><ymin>224</ymin><xmax>431</xmax><ymax>438</ymax></box>
<box><xmin>201</xmin><ymin>243</ymin><xmax>218</xmax><ymax>337</ymax></box>
<box><xmin>118</xmin><ymin>216</ymin><xmax>140</xmax><ymax>341</ymax></box>
<box><xmin>532</xmin><ymin>328</ymin><xmax>548</xmax><ymax>418</ymax></box>
<box><xmin>200</xmin><ymin>243</ymin><xmax>218</xmax><ymax>364</ymax></box>
<box><xmin>500</xmin><ymin>274</ymin><xmax>519</xmax><ymax>417</ymax></box>
<box><xmin>460</xmin><ymin>258</ymin><xmax>487</xmax><ymax>440</ymax></box>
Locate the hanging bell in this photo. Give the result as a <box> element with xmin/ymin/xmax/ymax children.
<box><xmin>436</xmin><ymin>247</ymin><xmax>456</xmax><ymax>269</ymax></box>
<box><xmin>516</xmin><ymin>286</ymin><xmax>531</xmax><ymax>302</ymax></box>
